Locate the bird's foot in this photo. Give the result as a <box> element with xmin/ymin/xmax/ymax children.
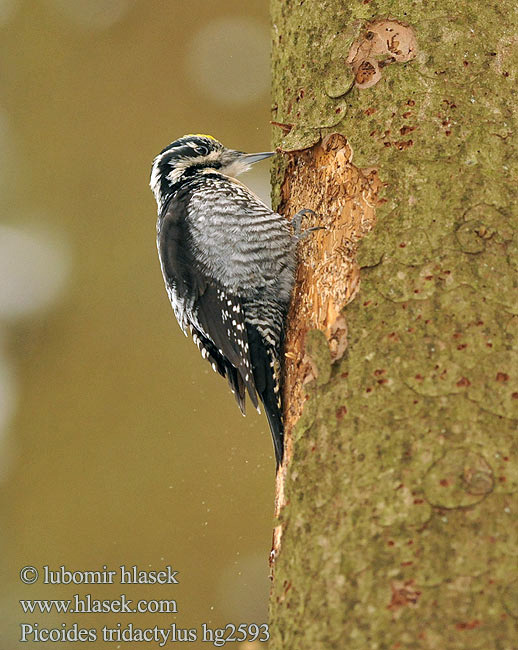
<box><xmin>292</xmin><ymin>209</ymin><xmax>325</xmax><ymax>241</ymax></box>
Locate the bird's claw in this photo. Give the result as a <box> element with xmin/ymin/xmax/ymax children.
<box><xmin>292</xmin><ymin>209</ymin><xmax>325</xmax><ymax>241</ymax></box>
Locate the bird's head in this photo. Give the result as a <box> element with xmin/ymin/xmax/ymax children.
<box><xmin>150</xmin><ymin>134</ymin><xmax>274</xmax><ymax>209</ymax></box>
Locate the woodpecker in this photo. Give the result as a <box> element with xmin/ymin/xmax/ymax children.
<box><xmin>150</xmin><ymin>134</ymin><xmax>297</xmax><ymax>468</ymax></box>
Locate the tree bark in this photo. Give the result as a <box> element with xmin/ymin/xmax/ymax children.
<box><xmin>269</xmin><ymin>1</ymin><xmax>518</xmax><ymax>648</ymax></box>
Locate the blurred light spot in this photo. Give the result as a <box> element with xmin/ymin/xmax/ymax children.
<box><xmin>185</xmin><ymin>17</ymin><xmax>269</xmax><ymax>106</ymax></box>
<box><xmin>0</xmin><ymin>0</ymin><xmax>20</xmax><ymax>26</ymax></box>
<box><xmin>0</xmin><ymin>341</ymin><xmax>17</xmax><ymax>482</ymax></box>
<box><xmin>217</xmin><ymin>553</ymin><xmax>268</xmax><ymax>620</ymax></box>
<box><xmin>0</xmin><ymin>224</ymin><xmax>71</xmax><ymax>321</ymax></box>
<box><xmin>49</xmin><ymin>0</ymin><xmax>135</xmax><ymax>29</ymax></box>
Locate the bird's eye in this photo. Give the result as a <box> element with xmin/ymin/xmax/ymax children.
<box><xmin>197</xmin><ymin>146</ymin><xmax>209</xmax><ymax>156</ymax></box>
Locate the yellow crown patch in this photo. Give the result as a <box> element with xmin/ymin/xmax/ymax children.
<box><xmin>187</xmin><ymin>133</ymin><xmax>217</xmax><ymax>141</ymax></box>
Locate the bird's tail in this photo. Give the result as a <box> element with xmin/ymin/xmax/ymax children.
<box><xmin>260</xmin><ymin>345</ymin><xmax>285</xmax><ymax>469</ymax></box>
<box><xmin>246</xmin><ymin>326</ymin><xmax>285</xmax><ymax>469</ymax></box>
<box><xmin>263</xmin><ymin>392</ymin><xmax>284</xmax><ymax>469</ymax></box>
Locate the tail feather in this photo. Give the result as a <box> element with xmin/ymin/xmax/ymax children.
<box><xmin>263</xmin><ymin>393</ymin><xmax>284</xmax><ymax>468</ymax></box>
<box><xmin>191</xmin><ymin>318</ymin><xmax>285</xmax><ymax>467</ymax></box>
<box><xmin>246</xmin><ymin>325</ymin><xmax>285</xmax><ymax>468</ymax></box>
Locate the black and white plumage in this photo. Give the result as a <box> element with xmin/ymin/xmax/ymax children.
<box><xmin>150</xmin><ymin>134</ymin><xmax>296</xmax><ymax>468</ymax></box>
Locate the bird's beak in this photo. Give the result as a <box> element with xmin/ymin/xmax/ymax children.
<box><xmin>240</xmin><ymin>151</ymin><xmax>276</xmax><ymax>164</ymax></box>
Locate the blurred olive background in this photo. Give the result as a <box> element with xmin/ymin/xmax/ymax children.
<box><xmin>0</xmin><ymin>1</ymin><xmax>275</xmax><ymax>646</ymax></box>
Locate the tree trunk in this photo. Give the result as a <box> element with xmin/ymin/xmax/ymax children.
<box><xmin>269</xmin><ymin>1</ymin><xmax>518</xmax><ymax>648</ymax></box>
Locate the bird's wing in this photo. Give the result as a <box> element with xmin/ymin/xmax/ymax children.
<box><xmin>157</xmin><ymin>200</ymin><xmax>259</xmax><ymax>413</ymax></box>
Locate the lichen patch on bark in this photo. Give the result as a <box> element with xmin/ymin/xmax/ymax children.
<box><xmin>348</xmin><ymin>20</ymin><xmax>417</xmax><ymax>89</ymax></box>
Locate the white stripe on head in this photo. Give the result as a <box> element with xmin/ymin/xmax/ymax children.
<box><xmin>150</xmin><ymin>149</ymin><xmax>171</xmax><ymax>207</ymax></box>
